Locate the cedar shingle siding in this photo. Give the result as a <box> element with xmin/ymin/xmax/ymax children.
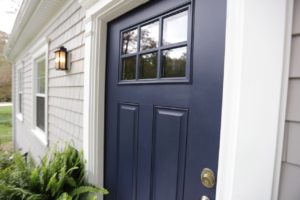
<box><xmin>14</xmin><ymin>1</ymin><xmax>85</xmax><ymax>160</ymax></box>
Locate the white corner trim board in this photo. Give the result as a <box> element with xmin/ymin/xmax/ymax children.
<box><xmin>81</xmin><ymin>0</ymin><xmax>292</xmax><ymax>200</ymax></box>
<box><xmin>217</xmin><ymin>0</ymin><xmax>292</xmax><ymax>200</ymax></box>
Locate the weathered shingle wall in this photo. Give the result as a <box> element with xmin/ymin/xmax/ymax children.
<box><xmin>14</xmin><ymin>1</ymin><xmax>85</xmax><ymax>160</ymax></box>
<box><xmin>279</xmin><ymin>0</ymin><xmax>300</xmax><ymax>199</ymax></box>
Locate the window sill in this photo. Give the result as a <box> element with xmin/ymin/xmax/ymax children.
<box><xmin>31</xmin><ymin>128</ymin><xmax>48</xmax><ymax>146</ymax></box>
<box><xmin>16</xmin><ymin>113</ymin><xmax>23</xmax><ymax>122</ymax></box>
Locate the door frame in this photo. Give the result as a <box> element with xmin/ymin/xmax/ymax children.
<box><xmin>80</xmin><ymin>0</ymin><xmax>293</xmax><ymax>199</ymax></box>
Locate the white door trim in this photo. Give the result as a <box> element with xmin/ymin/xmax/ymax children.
<box><xmin>81</xmin><ymin>0</ymin><xmax>293</xmax><ymax>199</ymax></box>
<box><xmin>81</xmin><ymin>0</ymin><xmax>150</xmax><ymax>194</ymax></box>
<box><xmin>217</xmin><ymin>0</ymin><xmax>293</xmax><ymax>200</ymax></box>
<box><xmin>271</xmin><ymin>0</ymin><xmax>294</xmax><ymax>198</ymax></box>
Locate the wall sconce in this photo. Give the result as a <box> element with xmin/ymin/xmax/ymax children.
<box><xmin>55</xmin><ymin>46</ymin><xmax>68</xmax><ymax>70</ymax></box>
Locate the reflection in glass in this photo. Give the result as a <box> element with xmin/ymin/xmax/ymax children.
<box><xmin>140</xmin><ymin>53</ymin><xmax>157</xmax><ymax>79</ymax></box>
<box><xmin>163</xmin><ymin>11</ymin><xmax>188</xmax><ymax>45</ymax></box>
<box><xmin>37</xmin><ymin>60</ymin><xmax>45</xmax><ymax>94</ymax></box>
<box><xmin>140</xmin><ymin>21</ymin><xmax>159</xmax><ymax>51</ymax></box>
<box><xmin>122</xmin><ymin>56</ymin><xmax>136</xmax><ymax>80</ymax></box>
<box><xmin>122</xmin><ymin>29</ymin><xmax>138</xmax><ymax>54</ymax></box>
<box><xmin>38</xmin><ymin>78</ymin><xmax>45</xmax><ymax>93</ymax></box>
<box><xmin>162</xmin><ymin>47</ymin><xmax>187</xmax><ymax>78</ymax></box>
<box><xmin>36</xmin><ymin>96</ymin><xmax>45</xmax><ymax>131</ymax></box>
<box><xmin>37</xmin><ymin>60</ymin><xmax>45</xmax><ymax>77</ymax></box>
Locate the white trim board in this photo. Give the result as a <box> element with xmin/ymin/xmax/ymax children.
<box><xmin>217</xmin><ymin>0</ymin><xmax>293</xmax><ymax>200</ymax></box>
<box><xmin>82</xmin><ymin>0</ymin><xmax>149</xmax><ymax>192</ymax></box>
<box><xmin>271</xmin><ymin>0</ymin><xmax>294</xmax><ymax>198</ymax></box>
<box><xmin>81</xmin><ymin>0</ymin><xmax>292</xmax><ymax>199</ymax></box>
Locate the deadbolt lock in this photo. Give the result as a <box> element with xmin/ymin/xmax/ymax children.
<box><xmin>200</xmin><ymin>168</ymin><xmax>215</xmax><ymax>189</ymax></box>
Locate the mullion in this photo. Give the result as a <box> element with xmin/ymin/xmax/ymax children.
<box><xmin>136</xmin><ymin>25</ymin><xmax>141</xmax><ymax>80</ymax></box>
<box><xmin>158</xmin><ymin>16</ymin><xmax>163</xmax><ymax>78</ymax></box>
<box><xmin>121</xmin><ymin>52</ymin><xmax>138</xmax><ymax>58</ymax></box>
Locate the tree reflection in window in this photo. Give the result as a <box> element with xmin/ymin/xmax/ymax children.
<box><xmin>122</xmin><ymin>56</ymin><xmax>136</xmax><ymax>80</ymax></box>
<box><xmin>140</xmin><ymin>53</ymin><xmax>157</xmax><ymax>79</ymax></box>
<box><xmin>140</xmin><ymin>21</ymin><xmax>159</xmax><ymax>51</ymax></box>
<box><xmin>162</xmin><ymin>47</ymin><xmax>187</xmax><ymax>78</ymax></box>
<box><xmin>120</xmin><ymin>7</ymin><xmax>190</xmax><ymax>82</ymax></box>
<box><xmin>122</xmin><ymin>29</ymin><xmax>138</xmax><ymax>54</ymax></box>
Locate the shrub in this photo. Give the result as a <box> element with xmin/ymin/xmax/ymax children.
<box><xmin>0</xmin><ymin>145</ymin><xmax>108</xmax><ymax>200</ymax></box>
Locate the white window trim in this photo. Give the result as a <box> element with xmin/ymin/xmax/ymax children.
<box><xmin>31</xmin><ymin>38</ymin><xmax>49</xmax><ymax>147</ymax></box>
<box><xmin>16</xmin><ymin>113</ymin><xmax>23</xmax><ymax>122</ymax></box>
<box><xmin>81</xmin><ymin>0</ymin><xmax>293</xmax><ymax>199</ymax></box>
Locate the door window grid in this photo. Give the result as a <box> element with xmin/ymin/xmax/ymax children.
<box><xmin>119</xmin><ymin>6</ymin><xmax>191</xmax><ymax>83</ymax></box>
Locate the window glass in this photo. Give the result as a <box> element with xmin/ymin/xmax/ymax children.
<box><xmin>19</xmin><ymin>93</ymin><xmax>22</xmax><ymax>114</ymax></box>
<box><xmin>18</xmin><ymin>69</ymin><xmax>23</xmax><ymax>114</ymax></box>
<box><xmin>122</xmin><ymin>29</ymin><xmax>138</xmax><ymax>54</ymax></box>
<box><xmin>36</xmin><ymin>96</ymin><xmax>45</xmax><ymax>131</ymax></box>
<box><xmin>163</xmin><ymin>11</ymin><xmax>188</xmax><ymax>45</ymax></box>
<box><xmin>119</xmin><ymin>7</ymin><xmax>190</xmax><ymax>83</ymax></box>
<box><xmin>122</xmin><ymin>56</ymin><xmax>136</xmax><ymax>80</ymax></box>
<box><xmin>140</xmin><ymin>53</ymin><xmax>157</xmax><ymax>79</ymax></box>
<box><xmin>37</xmin><ymin>59</ymin><xmax>45</xmax><ymax>94</ymax></box>
<box><xmin>140</xmin><ymin>21</ymin><xmax>159</xmax><ymax>51</ymax></box>
<box><xmin>162</xmin><ymin>47</ymin><xmax>187</xmax><ymax>78</ymax></box>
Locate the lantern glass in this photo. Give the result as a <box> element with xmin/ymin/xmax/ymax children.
<box><xmin>54</xmin><ymin>47</ymin><xmax>68</xmax><ymax>70</ymax></box>
<box><xmin>55</xmin><ymin>51</ymin><xmax>60</xmax><ymax>70</ymax></box>
<box><xmin>60</xmin><ymin>51</ymin><xmax>66</xmax><ymax>70</ymax></box>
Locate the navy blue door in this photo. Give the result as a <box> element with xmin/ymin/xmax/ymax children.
<box><xmin>105</xmin><ymin>0</ymin><xmax>226</xmax><ymax>199</ymax></box>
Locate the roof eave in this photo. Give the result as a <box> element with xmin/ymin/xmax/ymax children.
<box><xmin>5</xmin><ymin>0</ymin><xmax>69</xmax><ymax>61</ymax></box>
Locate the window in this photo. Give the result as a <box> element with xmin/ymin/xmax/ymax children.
<box><xmin>35</xmin><ymin>57</ymin><xmax>46</xmax><ymax>131</ymax></box>
<box><xmin>30</xmin><ymin>40</ymin><xmax>48</xmax><ymax>146</ymax></box>
<box><xmin>120</xmin><ymin>7</ymin><xmax>191</xmax><ymax>83</ymax></box>
<box><xmin>17</xmin><ymin>68</ymin><xmax>23</xmax><ymax>115</ymax></box>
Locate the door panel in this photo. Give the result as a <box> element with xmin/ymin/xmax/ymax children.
<box><xmin>105</xmin><ymin>0</ymin><xmax>227</xmax><ymax>199</ymax></box>
<box><xmin>151</xmin><ymin>107</ymin><xmax>188</xmax><ymax>200</ymax></box>
<box><xmin>117</xmin><ymin>104</ymin><xmax>139</xmax><ymax>200</ymax></box>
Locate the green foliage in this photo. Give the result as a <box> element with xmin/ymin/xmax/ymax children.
<box><xmin>0</xmin><ymin>57</ymin><xmax>12</xmax><ymax>102</ymax></box>
<box><xmin>0</xmin><ymin>145</ymin><xmax>109</xmax><ymax>200</ymax></box>
<box><xmin>0</xmin><ymin>31</ymin><xmax>12</xmax><ymax>103</ymax></box>
<box><xmin>0</xmin><ymin>106</ymin><xmax>12</xmax><ymax>146</ymax></box>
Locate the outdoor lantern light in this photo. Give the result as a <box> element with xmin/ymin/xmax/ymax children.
<box><xmin>55</xmin><ymin>46</ymin><xmax>68</xmax><ymax>70</ymax></box>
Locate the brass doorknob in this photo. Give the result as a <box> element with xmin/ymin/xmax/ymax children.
<box><xmin>200</xmin><ymin>168</ymin><xmax>215</xmax><ymax>188</ymax></box>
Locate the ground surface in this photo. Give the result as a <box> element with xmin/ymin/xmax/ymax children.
<box><xmin>0</xmin><ymin>105</ymin><xmax>12</xmax><ymax>151</ymax></box>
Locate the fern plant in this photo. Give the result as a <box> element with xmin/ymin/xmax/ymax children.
<box><xmin>0</xmin><ymin>145</ymin><xmax>109</xmax><ymax>200</ymax></box>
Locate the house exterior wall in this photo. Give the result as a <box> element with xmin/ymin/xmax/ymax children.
<box><xmin>279</xmin><ymin>0</ymin><xmax>300</xmax><ymax>199</ymax></box>
<box><xmin>13</xmin><ymin>0</ymin><xmax>85</xmax><ymax>160</ymax></box>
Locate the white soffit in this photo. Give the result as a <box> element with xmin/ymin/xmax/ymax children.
<box><xmin>6</xmin><ymin>0</ymin><xmax>68</xmax><ymax>60</ymax></box>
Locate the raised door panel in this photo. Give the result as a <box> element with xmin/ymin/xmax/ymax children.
<box><xmin>151</xmin><ymin>107</ymin><xmax>188</xmax><ymax>200</ymax></box>
<box><xmin>117</xmin><ymin>104</ymin><xmax>139</xmax><ymax>200</ymax></box>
